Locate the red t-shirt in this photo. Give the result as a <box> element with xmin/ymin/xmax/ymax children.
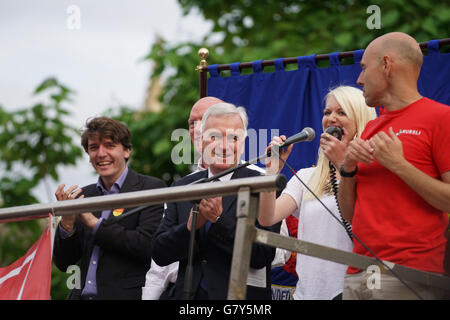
<box><xmin>349</xmin><ymin>98</ymin><xmax>450</xmax><ymax>274</ymax></box>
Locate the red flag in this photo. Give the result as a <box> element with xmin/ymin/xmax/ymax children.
<box><xmin>0</xmin><ymin>216</ymin><xmax>54</xmax><ymax>300</ymax></box>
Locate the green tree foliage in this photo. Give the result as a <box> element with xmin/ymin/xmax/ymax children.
<box><xmin>0</xmin><ymin>78</ymin><xmax>82</xmax><ymax>188</ymax></box>
<box><xmin>114</xmin><ymin>0</ymin><xmax>449</xmax><ymax>184</ymax></box>
<box><xmin>179</xmin><ymin>0</ymin><xmax>449</xmax><ymax>59</ymax></box>
<box><xmin>107</xmin><ymin>100</ymin><xmax>194</xmax><ymax>185</ymax></box>
<box><xmin>0</xmin><ymin>77</ymin><xmax>83</xmax><ymax>299</ymax></box>
<box><xmin>109</xmin><ymin>42</ymin><xmax>203</xmax><ymax>184</ymax></box>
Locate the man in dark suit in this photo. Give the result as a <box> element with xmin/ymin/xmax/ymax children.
<box><xmin>151</xmin><ymin>103</ymin><xmax>279</xmax><ymax>300</ymax></box>
<box><xmin>53</xmin><ymin>117</ymin><xmax>166</xmax><ymax>300</ymax></box>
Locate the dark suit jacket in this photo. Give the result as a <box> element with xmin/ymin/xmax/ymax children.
<box><xmin>151</xmin><ymin>167</ymin><xmax>280</xmax><ymax>300</ymax></box>
<box><xmin>53</xmin><ymin>168</ymin><xmax>166</xmax><ymax>300</ymax></box>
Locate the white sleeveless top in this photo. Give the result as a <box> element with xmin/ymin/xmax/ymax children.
<box><xmin>282</xmin><ymin>167</ymin><xmax>353</xmax><ymax>300</ymax></box>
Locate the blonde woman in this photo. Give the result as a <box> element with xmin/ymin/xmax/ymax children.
<box><xmin>259</xmin><ymin>86</ymin><xmax>377</xmax><ymax>300</ymax></box>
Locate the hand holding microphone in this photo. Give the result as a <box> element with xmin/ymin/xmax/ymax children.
<box><xmin>267</xmin><ymin>127</ymin><xmax>316</xmax><ymax>157</ymax></box>
<box><xmin>324</xmin><ymin>126</ymin><xmax>343</xmax><ymax>140</ymax></box>
<box><xmin>321</xmin><ymin>126</ymin><xmax>349</xmax><ymax>169</ymax></box>
<box><xmin>265</xmin><ymin>127</ymin><xmax>315</xmax><ymax>175</ymax></box>
<box><xmin>265</xmin><ymin>135</ymin><xmax>293</xmax><ymax>175</ymax></box>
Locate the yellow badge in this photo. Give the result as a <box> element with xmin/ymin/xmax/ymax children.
<box><xmin>113</xmin><ymin>208</ymin><xmax>124</xmax><ymax>217</ymax></box>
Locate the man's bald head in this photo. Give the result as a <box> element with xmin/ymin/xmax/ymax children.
<box><xmin>367</xmin><ymin>32</ymin><xmax>423</xmax><ymax>71</ymax></box>
<box><xmin>190</xmin><ymin>97</ymin><xmax>224</xmax><ymax>122</ymax></box>
<box><xmin>357</xmin><ymin>32</ymin><xmax>423</xmax><ymax>110</ymax></box>
<box><xmin>189</xmin><ymin>96</ymin><xmax>224</xmax><ymax>150</ymax></box>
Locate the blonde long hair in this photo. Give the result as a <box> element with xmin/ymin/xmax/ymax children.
<box><xmin>304</xmin><ymin>86</ymin><xmax>377</xmax><ymax>201</ymax></box>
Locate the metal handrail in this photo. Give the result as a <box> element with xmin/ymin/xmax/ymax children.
<box><xmin>255</xmin><ymin>229</ymin><xmax>450</xmax><ymax>292</ymax></box>
<box><xmin>2</xmin><ymin>172</ymin><xmax>448</xmax><ymax>298</ymax></box>
<box><xmin>0</xmin><ymin>174</ymin><xmax>286</xmax><ymax>223</ymax></box>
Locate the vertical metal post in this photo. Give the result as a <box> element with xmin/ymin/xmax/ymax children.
<box><xmin>200</xmin><ymin>70</ymin><xmax>207</xmax><ymax>98</ymax></box>
<box><xmin>196</xmin><ymin>48</ymin><xmax>209</xmax><ymax>98</ymax></box>
<box><xmin>227</xmin><ymin>187</ymin><xmax>259</xmax><ymax>300</ymax></box>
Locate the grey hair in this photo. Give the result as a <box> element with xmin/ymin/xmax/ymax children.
<box><xmin>201</xmin><ymin>102</ymin><xmax>248</xmax><ymax>136</ymax></box>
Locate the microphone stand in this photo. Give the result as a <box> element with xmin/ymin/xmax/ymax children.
<box><xmin>183</xmin><ymin>148</ymin><xmax>279</xmax><ymax>299</ymax></box>
<box><xmin>183</xmin><ymin>203</ymin><xmax>199</xmax><ymax>300</ymax></box>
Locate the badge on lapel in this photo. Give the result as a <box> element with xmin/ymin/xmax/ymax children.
<box><xmin>112</xmin><ymin>208</ymin><xmax>125</xmax><ymax>217</ymax></box>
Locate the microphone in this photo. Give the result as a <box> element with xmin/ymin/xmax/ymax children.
<box><xmin>267</xmin><ymin>127</ymin><xmax>315</xmax><ymax>157</ymax></box>
<box><xmin>280</xmin><ymin>127</ymin><xmax>316</xmax><ymax>147</ymax></box>
<box><xmin>325</xmin><ymin>126</ymin><xmax>343</xmax><ymax>141</ymax></box>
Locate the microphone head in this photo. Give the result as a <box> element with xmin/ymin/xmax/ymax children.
<box><xmin>279</xmin><ymin>127</ymin><xmax>316</xmax><ymax>149</ymax></box>
<box><xmin>302</xmin><ymin>127</ymin><xmax>316</xmax><ymax>141</ymax></box>
<box><xmin>325</xmin><ymin>126</ymin><xmax>343</xmax><ymax>141</ymax></box>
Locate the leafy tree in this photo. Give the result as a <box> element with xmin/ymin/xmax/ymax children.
<box><xmin>0</xmin><ymin>77</ymin><xmax>83</xmax><ymax>299</ymax></box>
<box><xmin>179</xmin><ymin>0</ymin><xmax>449</xmax><ymax>58</ymax></box>
<box><xmin>0</xmin><ymin>77</ymin><xmax>82</xmax><ymax>199</ymax></box>
<box><xmin>106</xmin><ymin>40</ymin><xmax>205</xmax><ymax>183</ymax></box>
<box><xmin>114</xmin><ymin>0</ymin><xmax>449</xmax><ymax>184</ymax></box>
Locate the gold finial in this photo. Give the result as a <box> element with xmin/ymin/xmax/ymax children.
<box><xmin>196</xmin><ymin>48</ymin><xmax>209</xmax><ymax>72</ymax></box>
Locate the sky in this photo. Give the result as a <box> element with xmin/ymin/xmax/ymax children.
<box><xmin>0</xmin><ymin>0</ymin><xmax>211</xmax><ymax>203</ymax></box>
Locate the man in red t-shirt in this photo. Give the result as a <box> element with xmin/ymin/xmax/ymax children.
<box><xmin>338</xmin><ymin>32</ymin><xmax>450</xmax><ymax>299</ymax></box>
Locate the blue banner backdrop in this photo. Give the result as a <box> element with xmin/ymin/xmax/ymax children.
<box><xmin>207</xmin><ymin>39</ymin><xmax>450</xmax><ymax>177</ymax></box>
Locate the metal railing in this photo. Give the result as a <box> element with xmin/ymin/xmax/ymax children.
<box><xmin>1</xmin><ymin>174</ymin><xmax>449</xmax><ymax>299</ymax></box>
<box><xmin>0</xmin><ymin>175</ymin><xmax>286</xmax><ymax>222</ymax></box>
<box><xmin>228</xmin><ymin>192</ymin><xmax>450</xmax><ymax>299</ymax></box>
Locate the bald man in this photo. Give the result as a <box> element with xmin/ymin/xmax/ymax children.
<box><xmin>188</xmin><ymin>96</ymin><xmax>224</xmax><ymax>168</ymax></box>
<box><xmin>338</xmin><ymin>32</ymin><xmax>450</xmax><ymax>300</ymax></box>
